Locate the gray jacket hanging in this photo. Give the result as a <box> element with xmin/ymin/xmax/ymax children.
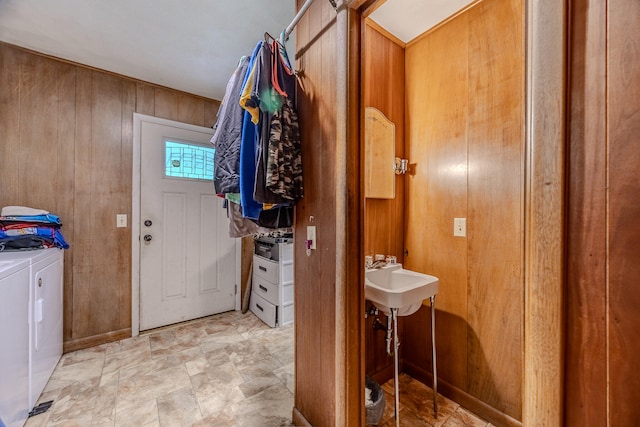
<box><xmin>212</xmin><ymin>56</ymin><xmax>250</xmax><ymax>195</ymax></box>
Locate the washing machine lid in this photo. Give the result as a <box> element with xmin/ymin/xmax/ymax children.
<box><xmin>0</xmin><ymin>247</ymin><xmax>61</xmax><ymax>265</ymax></box>
<box><xmin>0</xmin><ymin>257</ymin><xmax>29</xmax><ymax>280</ymax></box>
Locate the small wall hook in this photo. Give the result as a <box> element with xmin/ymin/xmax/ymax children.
<box><xmin>394</xmin><ymin>157</ymin><xmax>409</xmax><ymax>175</ymax></box>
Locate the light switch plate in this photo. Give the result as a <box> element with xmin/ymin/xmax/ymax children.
<box><xmin>454</xmin><ymin>218</ymin><xmax>466</xmax><ymax>237</ymax></box>
<box><xmin>307</xmin><ymin>226</ymin><xmax>316</xmax><ymax>250</ymax></box>
<box><xmin>117</xmin><ymin>214</ymin><xmax>127</xmax><ymax>228</ymax></box>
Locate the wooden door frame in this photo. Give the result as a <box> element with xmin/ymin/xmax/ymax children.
<box><xmin>523</xmin><ymin>1</ymin><xmax>566</xmax><ymax>425</ymax></box>
<box><xmin>344</xmin><ymin>0</ymin><xmax>567</xmax><ymax>425</ymax></box>
<box><xmin>130</xmin><ymin>113</ymin><xmax>241</xmax><ymax>336</ymax></box>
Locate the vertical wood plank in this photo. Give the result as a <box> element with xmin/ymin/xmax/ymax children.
<box><xmin>119</xmin><ymin>79</ymin><xmax>136</xmax><ymax>328</ymax></box>
<box><xmin>293</xmin><ymin>0</ymin><xmax>342</xmax><ymax>424</ymax></box>
<box><xmin>135</xmin><ymin>82</ymin><xmax>155</xmax><ymax>116</ymax></box>
<box><xmin>0</xmin><ymin>45</ymin><xmax>23</xmax><ymax>202</ymax></box>
<box><xmin>608</xmin><ymin>0</ymin><xmax>640</xmax><ymax>423</ymax></box>
<box><xmin>404</xmin><ymin>12</ymin><xmax>469</xmax><ymax>391</ymax></box>
<box><xmin>153</xmin><ymin>88</ymin><xmax>179</xmax><ymax>121</ymax></box>
<box><xmin>565</xmin><ymin>0</ymin><xmax>608</xmax><ymax>424</ymax></box>
<box><xmin>466</xmin><ymin>0</ymin><xmax>524</xmax><ymax>419</ymax></box>
<box><xmin>523</xmin><ymin>0</ymin><xmax>566</xmax><ymax>424</ymax></box>
<box><xmin>73</xmin><ymin>71</ymin><xmax>129</xmax><ymax>338</ymax></box>
<box><xmin>72</xmin><ymin>66</ymin><xmax>93</xmax><ymax>338</ymax></box>
<box><xmin>18</xmin><ymin>52</ymin><xmax>61</xmax><ymax>209</ymax></box>
<box><xmin>55</xmin><ymin>61</ymin><xmax>78</xmax><ymax>343</ymax></box>
<box><xmin>177</xmin><ymin>93</ymin><xmax>204</xmax><ymax>126</ymax></box>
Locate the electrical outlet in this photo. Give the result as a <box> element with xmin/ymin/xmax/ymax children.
<box><xmin>453</xmin><ymin>218</ymin><xmax>466</xmax><ymax>237</ymax></box>
<box><xmin>306</xmin><ymin>226</ymin><xmax>316</xmax><ymax>250</ymax></box>
<box><xmin>116</xmin><ymin>214</ymin><xmax>127</xmax><ymax>228</ymax></box>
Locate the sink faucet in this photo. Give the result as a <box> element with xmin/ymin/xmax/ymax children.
<box><xmin>365</xmin><ymin>254</ymin><xmax>397</xmax><ymax>269</ymax></box>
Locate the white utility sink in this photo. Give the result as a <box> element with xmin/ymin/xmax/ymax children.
<box><xmin>365</xmin><ymin>264</ymin><xmax>439</xmax><ymax>316</ymax></box>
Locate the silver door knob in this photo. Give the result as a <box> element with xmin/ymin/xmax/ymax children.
<box><xmin>144</xmin><ymin>220</ymin><xmax>152</xmax><ymax>227</ymax></box>
<box><xmin>144</xmin><ymin>234</ymin><xmax>153</xmax><ymax>242</ymax></box>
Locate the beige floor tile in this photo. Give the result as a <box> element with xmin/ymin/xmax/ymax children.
<box><xmin>114</xmin><ymin>399</ymin><xmax>158</xmax><ymax>427</ymax></box>
<box><xmin>24</xmin><ymin>310</ymin><xmax>489</xmax><ymax>427</ymax></box>
<box><xmin>157</xmin><ymin>387</ymin><xmax>203</xmax><ymax>426</ymax></box>
<box><xmin>116</xmin><ymin>365</ymin><xmax>191</xmax><ymax>412</ymax></box>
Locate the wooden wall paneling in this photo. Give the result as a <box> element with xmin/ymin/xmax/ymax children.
<box><xmin>119</xmin><ymin>80</ymin><xmax>136</xmax><ymax>328</ymax></box>
<box><xmin>362</xmin><ymin>22</ymin><xmax>405</xmax><ymax>261</ymax></box>
<box><xmin>0</xmin><ymin>43</ymin><xmax>222</xmax><ymax>351</ymax></box>
<box><xmin>523</xmin><ymin>0</ymin><xmax>566</xmax><ymax>424</ymax></box>
<box><xmin>340</xmin><ymin>7</ymin><xmax>363</xmax><ymax>425</ymax></box>
<box><xmin>55</xmin><ymin>59</ymin><xmax>78</xmax><ymax>344</ymax></box>
<box><xmin>607</xmin><ymin>0</ymin><xmax>640</xmax><ymax>423</ymax></box>
<box><xmin>565</xmin><ymin>0</ymin><xmax>608</xmax><ymax>424</ymax></box>
<box><xmin>72</xmin><ymin>71</ymin><xmax>132</xmax><ymax>338</ymax></box>
<box><xmin>71</xmin><ymin>66</ymin><xmax>93</xmax><ymax>339</ymax></box>
<box><xmin>323</xmin><ymin>0</ymin><xmax>342</xmax><ymax>422</ymax></box>
<box><xmin>18</xmin><ymin>52</ymin><xmax>61</xmax><ymax>210</ymax></box>
<box><xmin>0</xmin><ymin>46</ymin><xmax>77</xmax><ymax>342</ymax></box>
<box><xmin>0</xmin><ymin>45</ymin><xmax>22</xmax><ymax>200</ymax></box>
<box><xmin>203</xmin><ymin>100</ymin><xmax>221</xmax><ymax>129</ymax></box>
<box><xmin>135</xmin><ymin>82</ymin><xmax>156</xmax><ymax>116</ymax></box>
<box><xmin>466</xmin><ymin>0</ymin><xmax>524</xmax><ymax>419</ymax></box>
<box><xmin>403</xmin><ymin>12</ymin><xmax>469</xmax><ymax>392</ymax></box>
<box><xmin>177</xmin><ymin>92</ymin><xmax>205</xmax><ymax>127</ymax></box>
<box><xmin>240</xmin><ymin>236</ymin><xmax>254</xmax><ymax>304</ymax></box>
<box><xmin>362</xmin><ymin>22</ymin><xmax>405</xmax><ymax>382</ymax></box>
<box><xmin>292</xmin><ymin>0</ymin><xmax>312</xmax><ymax>422</ymax></box>
<box><xmin>153</xmin><ymin>88</ymin><xmax>179</xmax><ymax>121</ymax></box>
<box><xmin>293</xmin><ymin>0</ymin><xmax>339</xmax><ymax>424</ymax></box>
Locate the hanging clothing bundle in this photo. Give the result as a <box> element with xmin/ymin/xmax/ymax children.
<box><xmin>212</xmin><ymin>32</ymin><xmax>303</xmax><ymax>237</ymax></box>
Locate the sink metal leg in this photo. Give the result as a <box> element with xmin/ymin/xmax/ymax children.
<box><xmin>430</xmin><ymin>295</ymin><xmax>438</xmax><ymax>418</ymax></box>
<box><xmin>391</xmin><ymin>308</ymin><xmax>400</xmax><ymax>427</ymax></box>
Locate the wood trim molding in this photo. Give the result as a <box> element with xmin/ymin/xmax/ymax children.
<box><xmin>335</xmin><ymin>2</ymin><xmax>349</xmax><ymax>422</ymax></box>
<box><xmin>292</xmin><ymin>408</ymin><xmax>313</xmax><ymax>427</ymax></box>
<box><xmin>63</xmin><ymin>328</ymin><xmax>131</xmax><ymax>353</ymax></box>
<box><xmin>404</xmin><ymin>361</ymin><xmax>523</xmax><ymax>427</ymax></box>
<box><xmin>523</xmin><ymin>0</ymin><xmax>566</xmax><ymax>425</ymax></box>
<box><xmin>364</xmin><ymin>18</ymin><xmax>405</xmax><ymax>48</ymax></box>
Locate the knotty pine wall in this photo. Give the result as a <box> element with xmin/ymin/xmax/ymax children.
<box><xmin>0</xmin><ymin>42</ymin><xmax>220</xmax><ymax>352</ymax></box>
<box><xmin>400</xmin><ymin>0</ymin><xmax>524</xmax><ymax>424</ymax></box>
<box><xmin>566</xmin><ymin>0</ymin><xmax>640</xmax><ymax>424</ymax></box>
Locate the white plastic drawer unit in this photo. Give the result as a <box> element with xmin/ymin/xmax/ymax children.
<box><xmin>250</xmin><ymin>238</ymin><xmax>294</xmax><ymax>328</ymax></box>
<box><xmin>253</xmin><ymin>255</ymin><xmax>279</xmax><ymax>284</ymax></box>
<box><xmin>253</xmin><ymin>274</ymin><xmax>280</xmax><ymax>306</ymax></box>
<box><xmin>250</xmin><ymin>291</ymin><xmax>277</xmax><ymax>328</ymax></box>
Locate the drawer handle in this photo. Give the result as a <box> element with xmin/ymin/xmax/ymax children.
<box><xmin>259</xmin><ymin>285</ymin><xmax>268</xmax><ymax>292</ymax></box>
<box><xmin>256</xmin><ymin>303</ymin><xmax>264</xmax><ymax>312</ymax></box>
<box><xmin>259</xmin><ymin>266</ymin><xmax>267</xmax><ymax>272</ymax></box>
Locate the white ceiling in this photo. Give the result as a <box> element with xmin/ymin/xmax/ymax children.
<box><xmin>369</xmin><ymin>0</ymin><xmax>475</xmax><ymax>43</ymax></box>
<box><xmin>0</xmin><ymin>0</ymin><xmax>474</xmax><ymax>101</ymax></box>
<box><xmin>0</xmin><ymin>0</ymin><xmax>296</xmax><ymax>100</ymax></box>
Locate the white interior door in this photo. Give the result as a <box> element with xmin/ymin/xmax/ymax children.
<box><xmin>139</xmin><ymin>119</ymin><xmax>235</xmax><ymax>331</ymax></box>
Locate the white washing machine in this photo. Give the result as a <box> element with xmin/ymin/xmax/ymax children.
<box><xmin>0</xmin><ymin>248</ymin><xmax>63</xmax><ymax>424</ymax></box>
<box><xmin>0</xmin><ymin>256</ymin><xmax>30</xmax><ymax>427</ymax></box>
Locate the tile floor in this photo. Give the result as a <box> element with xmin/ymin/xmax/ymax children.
<box><xmin>25</xmin><ymin>310</ymin><xmax>490</xmax><ymax>427</ymax></box>
<box><xmin>25</xmin><ymin>311</ymin><xmax>295</xmax><ymax>427</ymax></box>
<box><xmin>376</xmin><ymin>374</ymin><xmax>493</xmax><ymax>427</ymax></box>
